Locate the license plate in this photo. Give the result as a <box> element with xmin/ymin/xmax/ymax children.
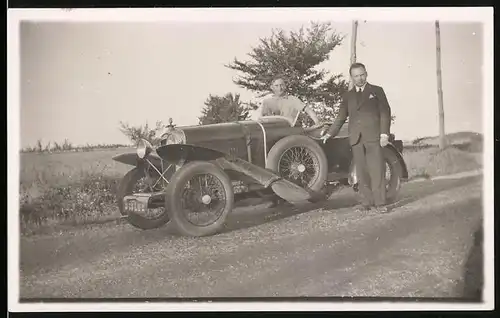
<box><xmin>125</xmin><ymin>199</ymin><xmax>146</xmax><ymax>213</ymax></box>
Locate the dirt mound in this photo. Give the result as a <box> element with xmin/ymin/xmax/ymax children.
<box><xmin>424</xmin><ymin>147</ymin><xmax>482</xmax><ymax>176</ymax></box>
<box><xmin>403</xmin><ymin>146</ymin><xmax>482</xmax><ymax>180</ymax></box>
<box><xmin>418</xmin><ymin>131</ymin><xmax>483</xmax><ymax>146</ymax></box>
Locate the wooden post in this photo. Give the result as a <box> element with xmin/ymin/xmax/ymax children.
<box><xmin>348</xmin><ymin>20</ymin><xmax>358</xmax><ymax>90</ymax></box>
<box><xmin>435</xmin><ymin>20</ymin><xmax>446</xmax><ymax>149</ymax></box>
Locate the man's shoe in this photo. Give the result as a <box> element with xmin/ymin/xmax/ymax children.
<box><xmin>355</xmin><ymin>204</ymin><xmax>372</xmax><ymax>212</ymax></box>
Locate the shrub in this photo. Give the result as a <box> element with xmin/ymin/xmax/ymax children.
<box><xmin>19</xmin><ymin>172</ymin><xmax>121</xmax><ymax>235</ymax></box>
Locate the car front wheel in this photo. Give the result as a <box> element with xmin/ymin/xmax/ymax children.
<box><xmin>165</xmin><ymin>161</ymin><xmax>234</xmax><ymax>237</ymax></box>
<box><xmin>117</xmin><ymin>167</ymin><xmax>171</xmax><ymax>230</ymax></box>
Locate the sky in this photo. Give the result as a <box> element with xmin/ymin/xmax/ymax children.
<box><xmin>19</xmin><ymin>19</ymin><xmax>484</xmax><ymax>147</ymax></box>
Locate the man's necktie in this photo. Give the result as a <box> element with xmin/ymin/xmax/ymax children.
<box><xmin>356</xmin><ymin>88</ymin><xmax>363</xmax><ymax>105</ymax></box>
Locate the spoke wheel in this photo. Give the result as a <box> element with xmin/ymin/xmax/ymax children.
<box><xmin>180</xmin><ymin>174</ymin><xmax>227</xmax><ymax>227</ymax></box>
<box><xmin>117</xmin><ymin>167</ymin><xmax>171</xmax><ymax>230</ymax></box>
<box><xmin>278</xmin><ymin>146</ymin><xmax>321</xmax><ymax>189</ymax></box>
<box><xmin>166</xmin><ymin>161</ymin><xmax>234</xmax><ymax>237</ymax></box>
<box><xmin>266</xmin><ymin>135</ymin><xmax>329</xmax><ymax>202</ymax></box>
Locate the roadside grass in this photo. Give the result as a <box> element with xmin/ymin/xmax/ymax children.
<box><xmin>19</xmin><ymin>148</ymin><xmax>132</xmax><ymax>235</ymax></box>
<box><xmin>20</xmin><ymin>172</ymin><xmax>121</xmax><ymax>235</ymax></box>
<box><xmin>402</xmin><ymin>132</ymin><xmax>483</xmax><ymax>180</ymax></box>
<box><xmin>18</xmin><ymin>132</ymin><xmax>483</xmax><ymax>236</ymax></box>
<box><xmin>21</xmin><ymin>138</ymin><xmax>130</xmax><ymax>153</ymax></box>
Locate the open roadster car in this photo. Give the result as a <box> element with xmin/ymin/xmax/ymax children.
<box><xmin>112</xmin><ymin>116</ymin><xmax>408</xmax><ymax>237</ymax></box>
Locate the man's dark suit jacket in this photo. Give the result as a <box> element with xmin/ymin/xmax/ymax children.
<box><xmin>326</xmin><ymin>83</ymin><xmax>392</xmax><ymax>146</ymax></box>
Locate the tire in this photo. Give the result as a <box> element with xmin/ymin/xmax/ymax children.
<box><xmin>266</xmin><ymin>135</ymin><xmax>329</xmax><ymax>202</ymax></box>
<box><xmin>383</xmin><ymin>147</ymin><xmax>404</xmax><ymax>202</ymax></box>
<box><xmin>350</xmin><ymin>147</ymin><xmax>403</xmax><ymax>203</ymax></box>
<box><xmin>116</xmin><ymin>167</ymin><xmax>170</xmax><ymax>230</ymax></box>
<box><xmin>165</xmin><ymin>161</ymin><xmax>234</xmax><ymax>237</ymax></box>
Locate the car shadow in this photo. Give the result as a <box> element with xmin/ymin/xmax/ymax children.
<box><xmin>221</xmin><ymin>175</ymin><xmax>482</xmax><ymax>233</ymax></box>
<box><xmin>460</xmin><ymin>223</ymin><xmax>483</xmax><ymax>302</ymax></box>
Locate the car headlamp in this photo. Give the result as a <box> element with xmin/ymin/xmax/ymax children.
<box><xmin>137</xmin><ymin>139</ymin><xmax>153</xmax><ymax>159</ymax></box>
<box><xmin>160</xmin><ymin>129</ymin><xmax>186</xmax><ymax>146</ymax></box>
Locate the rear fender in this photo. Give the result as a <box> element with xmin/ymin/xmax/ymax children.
<box><xmin>385</xmin><ymin>143</ymin><xmax>409</xmax><ymax>180</ymax></box>
<box><xmin>112</xmin><ymin>152</ymin><xmax>163</xmax><ymax>170</ymax></box>
<box><xmin>347</xmin><ymin>161</ymin><xmax>358</xmax><ymax>186</ymax></box>
<box><xmin>347</xmin><ymin>143</ymin><xmax>409</xmax><ymax>185</ymax></box>
<box><xmin>156</xmin><ymin>144</ymin><xmax>227</xmax><ymax>163</ymax></box>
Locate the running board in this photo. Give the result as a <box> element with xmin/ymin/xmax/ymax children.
<box><xmin>217</xmin><ymin>157</ymin><xmax>325</xmax><ymax>204</ymax></box>
<box><xmin>271</xmin><ymin>179</ymin><xmax>327</xmax><ymax>203</ymax></box>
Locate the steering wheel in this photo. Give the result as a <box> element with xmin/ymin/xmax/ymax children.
<box><xmin>257</xmin><ymin>115</ymin><xmax>332</xmax><ymax>140</ymax></box>
<box><xmin>304</xmin><ymin>122</ymin><xmax>333</xmax><ymax>140</ymax></box>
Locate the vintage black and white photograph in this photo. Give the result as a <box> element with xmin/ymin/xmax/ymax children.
<box><xmin>8</xmin><ymin>7</ymin><xmax>494</xmax><ymax>311</ymax></box>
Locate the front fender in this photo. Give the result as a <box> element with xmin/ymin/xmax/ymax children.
<box><xmin>156</xmin><ymin>144</ymin><xmax>227</xmax><ymax>163</ymax></box>
<box><xmin>112</xmin><ymin>152</ymin><xmax>163</xmax><ymax>169</ymax></box>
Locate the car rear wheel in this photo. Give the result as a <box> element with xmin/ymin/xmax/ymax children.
<box><xmin>117</xmin><ymin>167</ymin><xmax>171</xmax><ymax>230</ymax></box>
<box><xmin>384</xmin><ymin>147</ymin><xmax>403</xmax><ymax>202</ymax></box>
<box><xmin>165</xmin><ymin>161</ymin><xmax>234</xmax><ymax>237</ymax></box>
<box><xmin>266</xmin><ymin>135</ymin><xmax>328</xmax><ymax>202</ymax></box>
<box><xmin>351</xmin><ymin>147</ymin><xmax>403</xmax><ymax>203</ymax></box>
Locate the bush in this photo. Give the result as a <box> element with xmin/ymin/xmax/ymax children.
<box><xmin>19</xmin><ymin>172</ymin><xmax>120</xmax><ymax>235</ymax></box>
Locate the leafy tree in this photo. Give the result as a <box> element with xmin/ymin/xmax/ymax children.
<box><xmin>198</xmin><ymin>92</ymin><xmax>256</xmax><ymax>125</ymax></box>
<box><xmin>225</xmin><ymin>21</ymin><xmax>349</xmax><ymax>126</ymax></box>
<box><xmin>118</xmin><ymin>120</ymin><xmax>168</xmax><ymax>145</ymax></box>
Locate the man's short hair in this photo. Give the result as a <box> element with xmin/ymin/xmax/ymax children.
<box><xmin>271</xmin><ymin>75</ymin><xmax>287</xmax><ymax>86</ymax></box>
<box><xmin>349</xmin><ymin>63</ymin><xmax>367</xmax><ymax>75</ymax></box>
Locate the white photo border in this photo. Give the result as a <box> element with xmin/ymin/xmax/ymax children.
<box><xmin>7</xmin><ymin>6</ymin><xmax>495</xmax><ymax>312</ymax></box>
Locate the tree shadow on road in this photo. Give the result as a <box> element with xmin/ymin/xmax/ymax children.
<box><xmin>384</xmin><ymin>175</ymin><xmax>482</xmax><ymax>211</ymax></box>
<box><xmin>460</xmin><ymin>223</ymin><xmax>483</xmax><ymax>302</ymax></box>
<box><xmin>221</xmin><ymin>175</ymin><xmax>481</xmax><ymax>234</ymax></box>
<box><xmin>20</xmin><ymin>175</ymin><xmax>482</xmax><ymax>276</ymax></box>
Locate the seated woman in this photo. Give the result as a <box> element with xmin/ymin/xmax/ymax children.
<box><xmin>259</xmin><ymin>76</ymin><xmax>321</xmax><ymax>127</ymax></box>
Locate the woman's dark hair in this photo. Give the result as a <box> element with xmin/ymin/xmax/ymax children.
<box><xmin>349</xmin><ymin>62</ymin><xmax>367</xmax><ymax>75</ymax></box>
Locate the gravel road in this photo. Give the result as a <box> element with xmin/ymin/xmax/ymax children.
<box><xmin>19</xmin><ymin>174</ymin><xmax>483</xmax><ymax>299</ymax></box>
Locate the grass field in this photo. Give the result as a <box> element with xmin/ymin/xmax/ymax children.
<box><xmin>20</xmin><ymin>147</ymin><xmax>134</xmax><ymax>188</ymax></box>
<box><xmin>17</xmin><ymin>132</ymin><xmax>483</xmax><ymax>236</ymax></box>
<box><xmin>19</xmin><ymin>148</ymin><xmax>135</xmax><ymax>234</ymax></box>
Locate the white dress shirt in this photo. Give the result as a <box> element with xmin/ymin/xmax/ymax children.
<box><xmin>355</xmin><ymin>83</ymin><xmax>367</xmax><ymax>92</ymax></box>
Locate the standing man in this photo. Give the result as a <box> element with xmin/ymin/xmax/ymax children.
<box><xmin>320</xmin><ymin>63</ymin><xmax>392</xmax><ymax>213</ymax></box>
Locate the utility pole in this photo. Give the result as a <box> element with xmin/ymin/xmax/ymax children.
<box><xmin>435</xmin><ymin>20</ymin><xmax>446</xmax><ymax>149</ymax></box>
<box><xmin>348</xmin><ymin>20</ymin><xmax>359</xmax><ymax>90</ymax></box>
